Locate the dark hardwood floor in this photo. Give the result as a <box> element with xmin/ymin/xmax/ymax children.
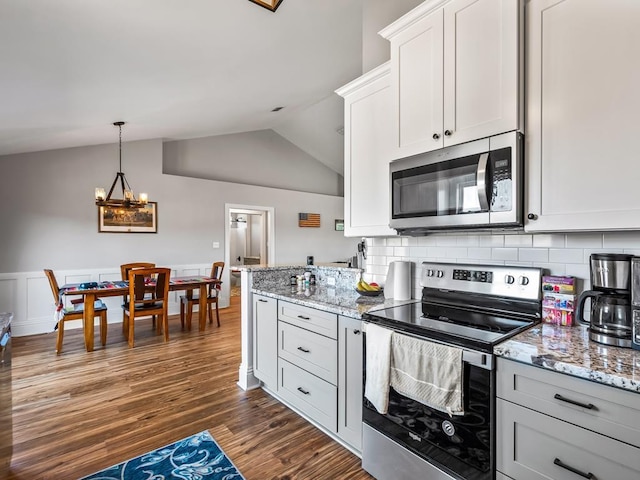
<box><xmin>7</xmin><ymin>296</ymin><xmax>373</xmax><ymax>479</ymax></box>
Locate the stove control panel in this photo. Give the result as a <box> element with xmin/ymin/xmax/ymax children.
<box><xmin>420</xmin><ymin>262</ymin><xmax>543</xmax><ymax>300</ymax></box>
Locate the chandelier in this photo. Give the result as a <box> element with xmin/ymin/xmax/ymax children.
<box><xmin>95</xmin><ymin>122</ymin><xmax>148</xmax><ymax>208</ymax></box>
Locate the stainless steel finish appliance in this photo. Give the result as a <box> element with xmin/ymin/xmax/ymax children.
<box><xmin>631</xmin><ymin>257</ymin><xmax>640</xmax><ymax>350</ymax></box>
<box><xmin>362</xmin><ymin>262</ymin><xmax>542</xmax><ymax>480</ymax></box>
<box><xmin>577</xmin><ymin>253</ymin><xmax>633</xmax><ymax>348</ymax></box>
<box><xmin>0</xmin><ymin>313</ymin><xmax>12</xmax><ymax>473</ymax></box>
<box><xmin>389</xmin><ymin>131</ymin><xmax>523</xmax><ymax>235</ymax></box>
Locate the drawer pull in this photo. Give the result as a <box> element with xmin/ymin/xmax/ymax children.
<box><xmin>554</xmin><ymin>393</ymin><xmax>595</xmax><ymax>410</ymax></box>
<box><xmin>297</xmin><ymin>387</ymin><xmax>310</xmax><ymax>395</ymax></box>
<box><xmin>258</xmin><ymin>299</ymin><xmax>268</xmax><ymax>303</ymax></box>
<box><xmin>553</xmin><ymin>458</ymin><xmax>594</xmax><ymax>479</ymax></box>
<box><xmin>297</xmin><ymin>315</ymin><xmax>311</xmax><ymax>320</ymax></box>
<box><xmin>353</xmin><ymin>329</ymin><xmax>361</xmax><ymax>335</ymax></box>
<box><xmin>297</xmin><ymin>346</ymin><xmax>310</xmax><ymax>353</ymax></box>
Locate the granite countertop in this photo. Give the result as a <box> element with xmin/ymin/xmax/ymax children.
<box><xmin>251</xmin><ymin>285</ymin><xmax>415</xmax><ymax>319</ymax></box>
<box><xmin>495</xmin><ymin>323</ymin><xmax>640</xmax><ymax>394</ymax></box>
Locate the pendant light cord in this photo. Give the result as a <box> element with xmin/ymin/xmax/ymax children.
<box><xmin>118</xmin><ymin>123</ymin><xmax>123</xmax><ymax>173</ymax></box>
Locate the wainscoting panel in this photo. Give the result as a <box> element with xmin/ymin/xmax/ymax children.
<box><xmin>0</xmin><ymin>263</ymin><xmax>219</xmax><ymax>337</ymax></box>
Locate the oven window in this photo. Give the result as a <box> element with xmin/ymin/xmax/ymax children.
<box><xmin>392</xmin><ymin>153</ymin><xmax>487</xmax><ymax>218</ymax></box>
<box><xmin>364</xmin><ymin>363</ymin><xmax>493</xmax><ymax>480</ymax></box>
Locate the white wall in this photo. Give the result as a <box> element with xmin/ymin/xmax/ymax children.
<box><xmin>363</xmin><ymin>232</ymin><xmax>640</xmax><ymax>299</ymax></box>
<box><xmin>0</xmin><ymin>136</ymin><xmax>359</xmax><ymax>335</ymax></box>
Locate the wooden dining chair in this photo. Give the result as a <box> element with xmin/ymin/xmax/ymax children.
<box><xmin>120</xmin><ymin>262</ymin><xmax>156</xmax><ymax>325</ymax></box>
<box><xmin>122</xmin><ymin>267</ymin><xmax>171</xmax><ymax>348</ymax></box>
<box><xmin>44</xmin><ymin>269</ymin><xmax>108</xmax><ymax>354</ymax></box>
<box><xmin>180</xmin><ymin>261</ymin><xmax>224</xmax><ymax>329</ymax></box>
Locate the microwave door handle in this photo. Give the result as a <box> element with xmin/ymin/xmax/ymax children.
<box><xmin>476</xmin><ymin>152</ymin><xmax>490</xmax><ymax>211</ymax></box>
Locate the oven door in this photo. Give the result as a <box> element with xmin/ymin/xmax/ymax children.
<box><xmin>362</xmin><ymin>327</ymin><xmax>495</xmax><ymax>480</ymax></box>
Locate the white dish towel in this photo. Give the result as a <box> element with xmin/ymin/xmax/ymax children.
<box><xmin>390</xmin><ymin>332</ymin><xmax>464</xmax><ymax>416</ymax></box>
<box><xmin>364</xmin><ymin>323</ymin><xmax>393</xmax><ymax>414</ymax></box>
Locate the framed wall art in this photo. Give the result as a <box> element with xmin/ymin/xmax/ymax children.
<box><xmin>98</xmin><ymin>202</ymin><xmax>158</xmax><ymax>233</ymax></box>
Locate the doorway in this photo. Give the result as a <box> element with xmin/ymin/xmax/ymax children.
<box><xmin>224</xmin><ymin>204</ymin><xmax>275</xmax><ymax>299</ymax></box>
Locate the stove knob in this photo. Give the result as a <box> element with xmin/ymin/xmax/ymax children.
<box><xmin>519</xmin><ymin>276</ymin><xmax>530</xmax><ymax>286</ymax></box>
<box><xmin>427</xmin><ymin>269</ymin><xmax>434</xmax><ymax>277</ymax></box>
<box><xmin>505</xmin><ymin>275</ymin><xmax>515</xmax><ymax>285</ymax></box>
<box><xmin>437</xmin><ymin>270</ymin><xmax>444</xmax><ymax>278</ymax></box>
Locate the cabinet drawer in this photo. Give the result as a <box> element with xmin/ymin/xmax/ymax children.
<box><xmin>278</xmin><ymin>301</ymin><xmax>337</xmax><ymax>339</ymax></box>
<box><xmin>497</xmin><ymin>399</ymin><xmax>640</xmax><ymax>480</ymax></box>
<box><xmin>278</xmin><ymin>359</ymin><xmax>337</xmax><ymax>433</ymax></box>
<box><xmin>278</xmin><ymin>322</ymin><xmax>337</xmax><ymax>385</ymax></box>
<box><xmin>497</xmin><ymin>358</ymin><xmax>640</xmax><ymax>448</ymax></box>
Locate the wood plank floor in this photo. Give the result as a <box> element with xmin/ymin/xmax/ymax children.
<box><xmin>6</xmin><ymin>296</ymin><xmax>374</xmax><ymax>479</ymax></box>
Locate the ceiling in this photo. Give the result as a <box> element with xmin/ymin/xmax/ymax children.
<box><xmin>0</xmin><ymin>0</ymin><xmax>364</xmax><ymax>174</ymax></box>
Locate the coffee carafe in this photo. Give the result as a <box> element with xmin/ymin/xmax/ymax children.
<box><xmin>577</xmin><ymin>253</ymin><xmax>633</xmax><ymax>348</ymax></box>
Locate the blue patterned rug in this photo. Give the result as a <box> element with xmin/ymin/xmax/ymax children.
<box><xmin>79</xmin><ymin>430</ymin><xmax>246</xmax><ymax>480</ymax></box>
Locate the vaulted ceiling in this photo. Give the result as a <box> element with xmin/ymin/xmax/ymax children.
<box><xmin>0</xmin><ymin>0</ymin><xmax>364</xmax><ymax>174</ymax></box>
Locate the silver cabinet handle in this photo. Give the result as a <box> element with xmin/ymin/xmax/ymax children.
<box><xmin>553</xmin><ymin>458</ymin><xmax>594</xmax><ymax>479</ymax></box>
<box><xmin>476</xmin><ymin>152</ymin><xmax>490</xmax><ymax>211</ymax></box>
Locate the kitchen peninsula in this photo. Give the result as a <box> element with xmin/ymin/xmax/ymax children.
<box><xmin>239</xmin><ymin>264</ymin><xmax>415</xmax><ymax>455</ymax></box>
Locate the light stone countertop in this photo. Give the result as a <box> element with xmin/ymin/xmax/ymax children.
<box><xmin>251</xmin><ymin>285</ymin><xmax>416</xmax><ymax>319</ymax></box>
<box><xmin>494</xmin><ymin>322</ymin><xmax>640</xmax><ymax>394</ymax></box>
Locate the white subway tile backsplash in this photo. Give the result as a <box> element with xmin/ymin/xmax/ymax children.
<box><xmin>603</xmin><ymin>231</ymin><xmax>640</xmax><ymax>248</ymax></box>
<box><xmin>549</xmin><ymin>248</ymin><xmax>584</xmax><ymax>264</ymax></box>
<box><xmin>504</xmin><ymin>234</ymin><xmax>533</xmax><ymax>247</ymax></box>
<box><xmin>518</xmin><ymin>248</ymin><xmax>549</xmax><ymax>263</ymax></box>
<box><xmin>363</xmin><ymin>230</ymin><xmax>640</xmax><ymax>299</ymax></box>
<box><xmin>446</xmin><ymin>247</ymin><xmax>468</xmax><ymax>259</ymax></box>
<box><xmin>478</xmin><ymin>235</ymin><xmax>504</xmax><ymax>247</ymax></box>
<box><xmin>467</xmin><ymin>247</ymin><xmax>492</xmax><ymax>260</ymax></box>
<box><xmin>394</xmin><ymin>246</ymin><xmax>411</xmax><ymax>257</ymax></box>
<box><xmin>492</xmin><ymin>248</ymin><xmax>518</xmax><ymax>261</ymax></box>
<box><xmin>532</xmin><ymin>234</ymin><xmax>566</xmax><ymax>248</ymax></box>
<box><xmin>435</xmin><ymin>235</ymin><xmax>459</xmax><ymax>247</ymax></box>
<box><xmin>565</xmin><ymin>233</ymin><xmax>603</xmax><ymax>248</ymax></box>
<box><xmin>386</xmin><ymin>237</ymin><xmax>403</xmax><ymax>247</ymax></box>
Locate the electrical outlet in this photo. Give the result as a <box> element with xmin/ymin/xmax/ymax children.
<box><xmin>212</xmin><ymin>242</ymin><xmax>220</xmax><ymax>249</ymax></box>
<box><xmin>327</xmin><ymin>277</ymin><xmax>336</xmax><ymax>286</ymax></box>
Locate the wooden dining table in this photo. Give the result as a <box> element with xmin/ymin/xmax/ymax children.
<box><xmin>60</xmin><ymin>276</ymin><xmax>221</xmax><ymax>352</ymax></box>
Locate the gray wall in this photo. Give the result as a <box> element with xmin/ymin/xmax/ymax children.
<box><xmin>163</xmin><ymin>129</ymin><xmax>344</xmax><ymax>196</ymax></box>
<box><xmin>362</xmin><ymin>0</ymin><xmax>424</xmax><ymax>72</ymax></box>
<box><xmin>0</xmin><ymin>137</ymin><xmax>358</xmax><ymax>274</ymax></box>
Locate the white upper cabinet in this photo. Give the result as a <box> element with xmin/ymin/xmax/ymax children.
<box><xmin>381</xmin><ymin>0</ymin><xmax>521</xmax><ymax>159</ymax></box>
<box><xmin>336</xmin><ymin>63</ymin><xmax>396</xmax><ymax>237</ymax></box>
<box><xmin>525</xmin><ymin>0</ymin><xmax>640</xmax><ymax>232</ymax></box>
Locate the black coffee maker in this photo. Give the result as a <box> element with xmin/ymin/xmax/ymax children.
<box><xmin>577</xmin><ymin>253</ymin><xmax>633</xmax><ymax>348</ymax></box>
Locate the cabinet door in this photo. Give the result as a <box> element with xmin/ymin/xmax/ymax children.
<box><xmin>337</xmin><ymin>63</ymin><xmax>396</xmax><ymax>237</ymax></box>
<box><xmin>389</xmin><ymin>8</ymin><xmax>444</xmax><ymax>157</ymax></box>
<box><xmin>337</xmin><ymin>316</ymin><xmax>363</xmax><ymax>452</ymax></box>
<box><xmin>253</xmin><ymin>294</ymin><xmax>278</xmax><ymax>389</ymax></box>
<box><xmin>497</xmin><ymin>398</ymin><xmax>640</xmax><ymax>479</ymax></box>
<box><xmin>443</xmin><ymin>0</ymin><xmax>519</xmax><ymax>146</ymax></box>
<box><xmin>526</xmin><ymin>0</ymin><xmax>640</xmax><ymax>232</ymax></box>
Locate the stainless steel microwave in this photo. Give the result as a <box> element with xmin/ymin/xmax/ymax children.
<box><xmin>390</xmin><ymin>131</ymin><xmax>523</xmax><ymax>235</ymax></box>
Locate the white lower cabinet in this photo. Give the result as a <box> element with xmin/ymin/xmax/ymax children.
<box><xmin>252</xmin><ymin>294</ymin><xmax>278</xmax><ymax>390</ymax></box>
<box><xmin>497</xmin><ymin>358</ymin><xmax>640</xmax><ymax>479</ymax></box>
<box><xmin>338</xmin><ymin>316</ymin><xmax>363</xmax><ymax>451</ymax></box>
<box><xmin>254</xmin><ymin>299</ymin><xmax>364</xmax><ymax>453</ymax></box>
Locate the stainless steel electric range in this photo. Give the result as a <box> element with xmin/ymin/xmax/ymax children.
<box><xmin>362</xmin><ymin>261</ymin><xmax>543</xmax><ymax>480</ymax></box>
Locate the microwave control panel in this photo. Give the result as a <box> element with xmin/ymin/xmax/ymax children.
<box><xmin>490</xmin><ymin>148</ymin><xmax>512</xmax><ymax>213</ymax></box>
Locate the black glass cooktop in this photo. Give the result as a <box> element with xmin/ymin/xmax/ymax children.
<box><xmin>364</xmin><ymin>301</ymin><xmax>536</xmax><ymax>353</ymax></box>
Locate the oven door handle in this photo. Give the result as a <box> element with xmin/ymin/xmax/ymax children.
<box><xmin>476</xmin><ymin>152</ymin><xmax>490</xmax><ymax>212</ymax></box>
